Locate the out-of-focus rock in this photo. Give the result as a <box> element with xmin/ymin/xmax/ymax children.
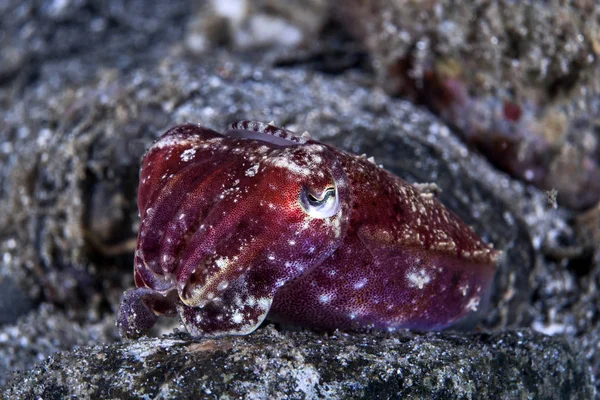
<box><xmin>338</xmin><ymin>0</ymin><xmax>600</xmax><ymax>210</ymax></box>
<box><xmin>577</xmin><ymin>202</ymin><xmax>600</xmax><ymax>252</ymax></box>
<box><xmin>0</xmin><ymin>0</ymin><xmax>191</xmax><ymax>85</ymax></box>
<box><xmin>0</xmin><ymin>303</ymin><xmax>117</xmax><ymax>387</ymax></box>
<box><xmin>184</xmin><ymin>0</ymin><xmax>328</xmax><ymax>54</ymax></box>
<box><xmin>0</xmin><ymin>278</ymin><xmax>35</xmax><ymax>326</ymax></box>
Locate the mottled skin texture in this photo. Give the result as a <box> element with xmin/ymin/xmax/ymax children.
<box><xmin>118</xmin><ymin>121</ymin><xmax>499</xmax><ymax>338</ymax></box>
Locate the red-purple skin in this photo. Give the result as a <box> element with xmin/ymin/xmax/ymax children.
<box><xmin>117</xmin><ymin>121</ymin><xmax>499</xmax><ymax>338</ymax></box>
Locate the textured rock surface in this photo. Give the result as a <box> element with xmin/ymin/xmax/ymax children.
<box><xmin>0</xmin><ymin>0</ymin><xmax>599</xmax><ymax>397</ymax></box>
<box><xmin>2</xmin><ymin>328</ymin><xmax>595</xmax><ymax>399</ymax></box>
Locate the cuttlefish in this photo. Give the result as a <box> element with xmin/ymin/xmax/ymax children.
<box><xmin>117</xmin><ymin>121</ymin><xmax>499</xmax><ymax>338</ymax></box>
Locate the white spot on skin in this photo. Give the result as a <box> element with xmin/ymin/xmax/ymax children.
<box><xmin>333</xmin><ymin>218</ymin><xmax>342</xmax><ymax>237</ymax></box>
<box><xmin>233</xmin><ymin>296</ymin><xmax>243</xmax><ymax>308</ymax></box>
<box><xmin>466</xmin><ymin>296</ymin><xmax>480</xmax><ymax>311</ymax></box>
<box><xmin>353</xmin><ymin>278</ymin><xmax>368</xmax><ymax>290</ymax></box>
<box><xmin>268</xmin><ymin>254</ymin><xmax>275</xmax><ymax>261</ymax></box>
<box><xmin>288</xmin><ymin>240</ymin><xmax>296</xmax><ymax>246</ymax></box>
<box><xmin>245</xmin><ymin>164</ymin><xmax>259</xmax><ymax>177</ymax></box>
<box><xmin>257</xmin><ymin>297</ymin><xmax>271</xmax><ymax>310</ymax></box>
<box><xmin>304</xmin><ymin>144</ymin><xmax>324</xmax><ymax>153</ymax></box>
<box><xmin>232</xmin><ymin>312</ymin><xmax>244</xmax><ymax>324</ymax></box>
<box><xmin>459</xmin><ymin>283</ymin><xmax>469</xmax><ymax>296</ymax></box>
<box><xmin>406</xmin><ymin>268</ymin><xmax>431</xmax><ymax>289</ymax></box>
<box><xmin>319</xmin><ymin>293</ymin><xmax>332</xmax><ymax>304</ymax></box>
<box><xmin>153</xmin><ymin>134</ymin><xmax>200</xmax><ymax>149</ymax></box>
<box><xmin>215</xmin><ymin>257</ymin><xmax>229</xmax><ymax>269</ymax></box>
<box><xmin>299</xmin><ymin>219</ymin><xmax>311</xmax><ymax>232</ymax></box>
<box><xmin>267</xmin><ymin>156</ymin><xmax>311</xmax><ymax>176</ymax></box>
<box><xmin>180</xmin><ymin>148</ymin><xmax>196</xmax><ymax>162</ymax></box>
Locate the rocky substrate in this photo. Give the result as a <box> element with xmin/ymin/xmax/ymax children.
<box><xmin>2</xmin><ymin>328</ymin><xmax>595</xmax><ymax>399</ymax></box>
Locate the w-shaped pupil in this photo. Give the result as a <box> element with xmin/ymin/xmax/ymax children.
<box><xmin>308</xmin><ymin>188</ymin><xmax>335</xmax><ymax>205</ymax></box>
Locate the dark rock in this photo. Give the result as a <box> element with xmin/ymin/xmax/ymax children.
<box><xmin>2</xmin><ymin>327</ymin><xmax>595</xmax><ymax>399</ymax></box>
<box><xmin>0</xmin><ymin>278</ymin><xmax>35</xmax><ymax>326</ymax></box>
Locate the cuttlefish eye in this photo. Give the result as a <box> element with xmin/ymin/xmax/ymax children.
<box><xmin>300</xmin><ymin>184</ymin><xmax>339</xmax><ymax>218</ymax></box>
